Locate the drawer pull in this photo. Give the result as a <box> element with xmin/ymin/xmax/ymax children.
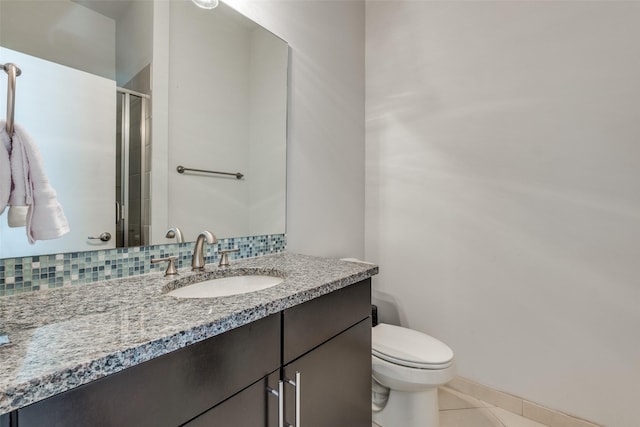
<box><xmin>285</xmin><ymin>371</ymin><xmax>301</xmax><ymax>427</ymax></box>
<box><xmin>267</xmin><ymin>380</ymin><xmax>285</xmax><ymax>427</ymax></box>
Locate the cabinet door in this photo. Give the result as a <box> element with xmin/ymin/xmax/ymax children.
<box><xmin>0</xmin><ymin>413</ymin><xmax>14</xmax><ymax>427</ymax></box>
<box><xmin>184</xmin><ymin>370</ymin><xmax>280</xmax><ymax>427</ymax></box>
<box><xmin>283</xmin><ymin>318</ymin><xmax>371</xmax><ymax>427</ymax></box>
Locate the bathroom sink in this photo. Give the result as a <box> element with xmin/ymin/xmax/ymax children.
<box><xmin>166</xmin><ymin>274</ymin><xmax>284</xmax><ymax>299</ymax></box>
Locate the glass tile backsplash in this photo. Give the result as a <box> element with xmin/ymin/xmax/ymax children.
<box><xmin>0</xmin><ymin>234</ymin><xmax>286</xmax><ymax>296</ymax></box>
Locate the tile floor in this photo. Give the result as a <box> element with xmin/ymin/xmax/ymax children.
<box><xmin>373</xmin><ymin>386</ymin><xmax>549</xmax><ymax>427</ymax></box>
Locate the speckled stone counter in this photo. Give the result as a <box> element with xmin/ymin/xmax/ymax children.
<box><xmin>0</xmin><ymin>253</ymin><xmax>378</xmax><ymax>415</ymax></box>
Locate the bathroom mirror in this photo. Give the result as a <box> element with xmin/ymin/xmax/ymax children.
<box><xmin>0</xmin><ymin>0</ymin><xmax>288</xmax><ymax>259</ymax></box>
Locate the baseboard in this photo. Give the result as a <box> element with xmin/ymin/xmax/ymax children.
<box><xmin>447</xmin><ymin>376</ymin><xmax>604</xmax><ymax>427</ymax></box>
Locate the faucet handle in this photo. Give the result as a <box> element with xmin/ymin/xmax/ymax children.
<box><xmin>218</xmin><ymin>248</ymin><xmax>240</xmax><ymax>268</ymax></box>
<box><xmin>151</xmin><ymin>256</ymin><xmax>179</xmax><ymax>276</ymax></box>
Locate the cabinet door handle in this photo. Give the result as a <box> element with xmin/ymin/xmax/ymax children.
<box><xmin>285</xmin><ymin>371</ymin><xmax>301</xmax><ymax>427</ymax></box>
<box><xmin>267</xmin><ymin>380</ymin><xmax>285</xmax><ymax>427</ymax></box>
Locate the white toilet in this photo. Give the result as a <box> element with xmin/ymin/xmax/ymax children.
<box><xmin>372</xmin><ymin>323</ymin><xmax>456</xmax><ymax>427</ymax></box>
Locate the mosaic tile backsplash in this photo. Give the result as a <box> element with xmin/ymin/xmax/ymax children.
<box><xmin>0</xmin><ymin>234</ymin><xmax>286</xmax><ymax>297</ymax></box>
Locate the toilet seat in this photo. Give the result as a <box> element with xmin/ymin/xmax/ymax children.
<box><xmin>372</xmin><ymin>323</ymin><xmax>454</xmax><ymax>369</ymax></box>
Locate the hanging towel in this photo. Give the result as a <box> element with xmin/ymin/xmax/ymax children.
<box><xmin>0</xmin><ymin>121</ymin><xmax>70</xmax><ymax>243</ymax></box>
<box><xmin>0</xmin><ymin>122</ymin><xmax>10</xmax><ymax>215</ymax></box>
<box><xmin>8</xmin><ymin>205</ymin><xmax>28</xmax><ymax>227</ymax></box>
<box><xmin>4</xmin><ymin>120</ymin><xmax>29</xmax><ymax>227</ymax></box>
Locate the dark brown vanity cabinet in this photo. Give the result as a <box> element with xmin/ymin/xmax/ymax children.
<box><xmin>282</xmin><ymin>319</ymin><xmax>371</xmax><ymax>427</ymax></box>
<box><xmin>5</xmin><ymin>279</ymin><xmax>371</xmax><ymax>427</ymax></box>
<box><xmin>281</xmin><ymin>279</ymin><xmax>372</xmax><ymax>427</ymax></box>
<box><xmin>185</xmin><ymin>278</ymin><xmax>372</xmax><ymax>427</ymax></box>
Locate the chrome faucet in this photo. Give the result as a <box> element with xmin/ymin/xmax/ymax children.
<box><xmin>192</xmin><ymin>230</ymin><xmax>218</xmax><ymax>271</ymax></box>
<box><xmin>165</xmin><ymin>227</ymin><xmax>184</xmax><ymax>243</ymax></box>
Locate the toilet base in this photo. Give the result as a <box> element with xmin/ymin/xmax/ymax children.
<box><xmin>372</xmin><ymin>387</ymin><xmax>439</xmax><ymax>427</ymax></box>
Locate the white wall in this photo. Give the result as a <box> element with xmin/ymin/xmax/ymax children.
<box><xmin>150</xmin><ymin>1</ymin><xmax>170</xmax><ymax>245</ymax></box>
<box><xmin>0</xmin><ymin>0</ymin><xmax>115</xmax><ymax>79</ymax></box>
<box><xmin>167</xmin><ymin>0</ymin><xmax>252</xmax><ymax>240</ymax></box>
<box><xmin>115</xmin><ymin>0</ymin><xmax>153</xmax><ymax>86</ymax></box>
<box><xmin>365</xmin><ymin>2</ymin><xmax>640</xmax><ymax>426</ymax></box>
<box><xmin>225</xmin><ymin>0</ymin><xmax>366</xmax><ymax>259</ymax></box>
<box><xmin>248</xmin><ymin>28</ymin><xmax>287</xmax><ymax>236</ymax></box>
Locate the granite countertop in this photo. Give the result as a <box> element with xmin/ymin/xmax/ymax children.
<box><xmin>0</xmin><ymin>252</ymin><xmax>378</xmax><ymax>415</ymax></box>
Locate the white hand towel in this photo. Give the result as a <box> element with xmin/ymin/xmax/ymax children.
<box><xmin>8</xmin><ymin>205</ymin><xmax>28</xmax><ymax>227</ymax></box>
<box><xmin>0</xmin><ymin>122</ymin><xmax>10</xmax><ymax>215</ymax></box>
<box><xmin>3</xmin><ymin>119</ymin><xmax>30</xmax><ymax>227</ymax></box>
<box><xmin>0</xmin><ymin>122</ymin><xmax>70</xmax><ymax>243</ymax></box>
<box><xmin>5</xmin><ymin>122</ymin><xmax>30</xmax><ymax>207</ymax></box>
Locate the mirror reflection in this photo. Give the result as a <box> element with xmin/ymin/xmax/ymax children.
<box><xmin>0</xmin><ymin>0</ymin><xmax>288</xmax><ymax>259</ymax></box>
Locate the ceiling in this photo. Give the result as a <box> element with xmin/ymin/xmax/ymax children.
<box><xmin>71</xmin><ymin>0</ymin><xmax>134</xmax><ymax>20</ymax></box>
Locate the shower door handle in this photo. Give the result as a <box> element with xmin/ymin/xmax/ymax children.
<box><xmin>115</xmin><ymin>201</ymin><xmax>122</xmax><ymax>224</ymax></box>
<box><xmin>88</xmin><ymin>232</ymin><xmax>112</xmax><ymax>242</ymax></box>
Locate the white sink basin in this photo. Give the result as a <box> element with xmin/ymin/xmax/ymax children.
<box><xmin>167</xmin><ymin>275</ymin><xmax>284</xmax><ymax>299</ymax></box>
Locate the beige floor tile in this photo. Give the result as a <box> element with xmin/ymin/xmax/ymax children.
<box><xmin>440</xmin><ymin>408</ymin><xmax>506</xmax><ymax>427</ymax></box>
<box><xmin>374</xmin><ymin>387</ymin><xmax>563</xmax><ymax>427</ymax></box>
<box><xmin>490</xmin><ymin>407</ymin><xmax>550</xmax><ymax>427</ymax></box>
<box><xmin>439</xmin><ymin>386</ymin><xmax>493</xmax><ymax>410</ymax></box>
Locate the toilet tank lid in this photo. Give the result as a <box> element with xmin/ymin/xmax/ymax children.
<box><xmin>372</xmin><ymin>323</ymin><xmax>454</xmax><ymax>367</ymax></box>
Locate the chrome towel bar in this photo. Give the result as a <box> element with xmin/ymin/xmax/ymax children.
<box><xmin>2</xmin><ymin>62</ymin><xmax>22</xmax><ymax>135</ymax></box>
<box><xmin>176</xmin><ymin>165</ymin><xmax>244</xmax><ymax>180</ymax></box>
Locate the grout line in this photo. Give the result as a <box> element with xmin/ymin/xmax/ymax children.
<box><xmin>485</xmin><ymin>408</ymin><xmax>508</xmax><ymax>427</ymax></box>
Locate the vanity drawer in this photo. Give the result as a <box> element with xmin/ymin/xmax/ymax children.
<box><xmin>17</xmin><ymin>314</ymin><xmax>280</xmax><ymax>427</ymax></box>
<box><xmin>282</xmin><ymin>278</ymin><xmax>371</xmax><ymax>364</ymax></box>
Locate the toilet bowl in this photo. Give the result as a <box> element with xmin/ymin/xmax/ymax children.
<box><xmin>372</xmin><ymin>323</ymin><xmax>455</xmax><ymax>427</ymax></box>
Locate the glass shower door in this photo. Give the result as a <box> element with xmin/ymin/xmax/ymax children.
<box><xmin>116</xmin><ymin>89</ymin><xmax>149</xmax><ymax>248</ymax></box>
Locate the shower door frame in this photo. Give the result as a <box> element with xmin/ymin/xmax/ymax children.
<box><xmin>117</xmin><ymin>87</ymin><xmax>150</xmax><ymax>248</ymax></box>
